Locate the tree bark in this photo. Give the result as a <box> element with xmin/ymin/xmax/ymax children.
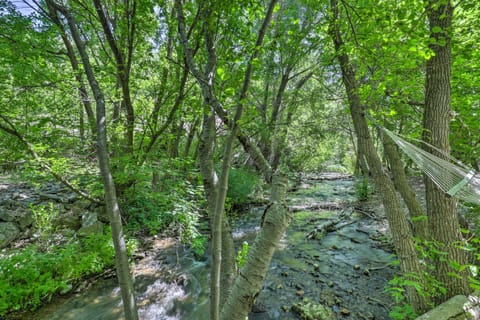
<box><xmin>382</xmin><ymin>132</ymin><xmax>428</xmax><ymax>239</ymax></box>
<box><xmin>423</xmin><ymin>0</ymin><xmax>470</xmax><ymax>299</ymax></box>
<box><xmin>93</xmin><ymin>0</ymin><xmax>136</xmax><ymax>155</ymax></box>
<box><xmin>220</xmin><ymin>173</ymin><xmax>291</xmax><ymax>320</ymax></box>
<box><xmin>329</xmin><ymin>0</ymin><xmax>429</xmax><ymax>312</ymax></box>
<box><xmin>47</xmin><ymin>2</ymin><xmax>139</xmax><ymax>319</ymax></box>
<box><xmin>45</xmin><ymin>2</ymin><xmax>96</xmax><ymax>140</ymax></box>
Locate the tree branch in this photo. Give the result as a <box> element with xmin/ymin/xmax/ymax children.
<box><xmin>0</xmin><ymin>115</ymin><xmax>102</xmax><ymax>204</ymax></box>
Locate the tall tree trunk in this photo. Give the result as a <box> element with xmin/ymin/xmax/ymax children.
<box><xmin>423</xmin><ymin>0</ymin><xmax>470</xmax><ymax>299</ymax></box>
<box><xmin>329</xmin><ymin>0</ymin><xmax>429</xmax><ymax>312</ymax></box>
<box><xmin>382</xmin><ymin>133</ymin><xmax>429</xmax><ymax>239</ymax></box>
<box><xmin>47</xmin><ymin>3</ymin><xmax>139</xmax><ymax>319</ymax></box>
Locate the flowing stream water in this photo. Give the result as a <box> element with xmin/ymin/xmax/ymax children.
<box><xmin>13</xmin><ymin>173</ymin><xmax>396</xmax><ymax>320</ymax></box>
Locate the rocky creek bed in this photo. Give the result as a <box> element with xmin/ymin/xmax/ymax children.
<box><xmin>2</xmin><ymin>173</ymin><xmax>397</xmax><ymax>319</ymax></box>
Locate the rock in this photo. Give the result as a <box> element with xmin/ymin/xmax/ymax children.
<box><xmin>95</xmin><ymin>206</ymin><xmax>110</xmax><ymax>223</ymax></box>
<box><xmin>0</xmin><ymin>209</ymin><xmax>16</xmax><ymax>222</ymax></box>
<box><xmin>15</xmin><ymin>211</ymin><xmax>34</xmax><ymax>231</ymax></box>
<box><xmin>72</xmin><ymin>199</ymin><xmax>92</xmax><ymax>211</ymax></box>
<box><xmin>53</xmin><ymin>210</ymin><xmax>82</xmax><ymax>230</ymax></box>
<box><xmin>341</xmin><ymin>308</ymin><xmax>350</xmax><ymax>315</ymax></box>
<box><xmin>0</xmin><ymin>199</ymin><xmax>20</xmax><ymax>210</ymax></box>
<box><xmin>78</xmin><ymin>212</ymin><xmax>103</xmax><ymax>235</ymax></box>
<box><xmin>363</xmin><ymin>268</ymin><xmax>370</xmax><ymax>276</ymax></box>
<box><xmin>281</xmin><ymin>305</ymin><xmax>289</xmax><ymax>312</ymax></box>
<box><xmin>415</xmin><ymin>295</ymin><xmax>468</xmax><ymax>320</ymax></box>
<box><xmin>60</xmin><ymin>284</ymin><xmax>73</xmax><ymax>295</ymax></box>
<box><xmin>296</xmin><ymin>290</ymin><xmax>305</xmax><ymax>297</ymax></box>
<box><xmin>292</xmin><ymin>298</ymin><xmax>335</xmax><ymax>320</ymax></box>
<box><xmin>464</xmin><ymin>291</ymin><xmax>480</xmax><ymax>319</ymax></box>
<box><xmin>353</xmin><ymin>264</ymin><xmax>360</xmax><ymax>270</ymax></box>
<box><xmin>251</xmin><ymin>302</ymin><xmax>267</xmax><ymax>313</ymax></box>
<box><xmin>320</xmin><ymin>290</ymin><xmax>337</xmax><ymax>307</ymax></box>
<box><xmin>0</xmin><ymin>222</ymin><xmax>20</xmax><ymax>248</ymax></box>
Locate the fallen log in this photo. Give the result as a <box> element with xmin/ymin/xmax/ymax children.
<box><xmin>306</xmin><ymin>207</ymin><xmax>354</xmax><ymax>240</ymax></box>
<box><xmin>290</xmin><ymin>201</ymin><xmax>347</xmax><ymax>212</ymax></box>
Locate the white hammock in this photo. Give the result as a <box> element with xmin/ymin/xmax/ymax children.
<box><xmin>380</xmin><ymin>126</ymin><xmax>480</xmax><ymax>205</ymax></box>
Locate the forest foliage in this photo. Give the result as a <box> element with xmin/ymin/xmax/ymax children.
<box><xmin>0</xmin><ymin>0</ymin><xmax>479</xmax><ymax>318</ymax></box>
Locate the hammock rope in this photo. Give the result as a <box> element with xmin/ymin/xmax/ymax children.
<box><xmin>378</xmin><ymin>126</ymin><xmax>480</xmax><ymax>205</ymax></box>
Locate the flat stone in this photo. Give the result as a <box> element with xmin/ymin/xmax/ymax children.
<box><xmin>415</xmin><ymin>295</ymin><xmax>468</xmax><ymax>320</ymax></box>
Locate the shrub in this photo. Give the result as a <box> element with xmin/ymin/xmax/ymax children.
<box><xmin>354</xmin><ymin>176</ymin><xmax>372</xmax><ymax>202</ymax></box>
<box><xmin>0</xmin><ymin>229</ymin><xmax>117</xmax><ymax>316</ymax></box>
<box><xmin>122</xmin><ymin>161</ymin><xmax>207</xmax><ymax>256</ymax></box>
<box><xmin>226</xmin><ymin>167</ymin><xmax>261</xmax><ymax>210</ymax></box>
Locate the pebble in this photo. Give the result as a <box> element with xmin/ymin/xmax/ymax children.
<box><xmin>353</xmin><ymin>264</ymin><xmax>361</xmax><ymax>270</ymax></box>
<box><xmin>295</xmin><ymin>290</ymin><xmax>305</xmax><ymax>296</ymax></box>
<box><xmin>341</xmin><ymin>308</ymin><xmax>350</xmax><ymax>315</ymax></box>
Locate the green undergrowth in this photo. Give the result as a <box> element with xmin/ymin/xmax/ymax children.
<box><xmin>122</xmin><ymin>159</ymin><xmax>207</xmax><ymax>256</ymax></box>
<box><xmin>0</xmin><ymin>228</ymin><xmax>133</xmax><ymax>316</ymax></box>
<box><xmin>385</xmin><ymin>236</ymin><xmax>480</xmax><ymax>320</ymax></box>
<box><xmin>225</xmin><ymin>167</ymin><xmax>261</xmax><ymax>212</ymax></box>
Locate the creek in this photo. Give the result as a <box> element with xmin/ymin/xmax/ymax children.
<box><xmin>13</xmin><ymin>173</ymin><xmax>396</xmax><ymax>320</ymax></box>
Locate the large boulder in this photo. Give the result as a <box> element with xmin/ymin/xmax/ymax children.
<box><xmin>0</xmin><ymin>222</ymin><xmax>20</xmax><ymax>248</ymax></box>
<box><xmin>13</xmin><ymin>211</ymin><xmax>33</xmax><ymax>231</ymax></box>
<box><xmin>0</xmin><ymin>209</ymin><xmax>33</xmax><ymax>231</ymax></box>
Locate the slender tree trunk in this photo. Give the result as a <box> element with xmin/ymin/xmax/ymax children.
<box><xmin>46</xmin><ymin>3</ymin><xmax>96</xmax><ymax>140</ymax></box>
<box><xmin>47</xmin><ymin>3</ymin><xmax>139</xmax><ymax>319</ymax></box>
<box><xmin>196</xmin><ymin>107</ymin><xmax>236</xmax><ymax>315</ymax></box>
<box><xmin>176</xmin><ymin>1</ymin><xmax>279</xmax><ymax>317</ymax></box>
<box><xmin>329</xmin><ymin>0</ymin><xmax>429</xmax><ymax>312</ymax></box>
<box><xmin>220</xmin><ymin>173</ymin><xmax>291</xmax><ymax>320</ymax></box>
<box><xmin>183</xmin><ymin>117</ymin><xmax>199</xmax><ymax>158</ymax></box>
<box><xmin>93</xmin><ymin>0</ymin><xmax>136</xmax><ymax>155</ymax></box>
<box><xmin>423</xmin><ymin>0</ymin><xmax>470</xmax><ymax>299</ymax></box>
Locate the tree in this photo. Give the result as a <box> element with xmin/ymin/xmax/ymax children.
<box><xmin>422</xmin><ymin>0</ymin><xmax>471</xmax><ymax>299</ymax></box>
<box><xmin>175</xmin><ymin>1</ymin><xmax>280</xmax><ymax>318</ymax></box>
<box><xmin>328</xmin><ymin>0</ymin><xmax>429</xmax><ymax>312</ymax></box>
<box><xmin>44</xmin><ymin>1</ymin><xmax>139</xmax><ymax>319</ymax></box>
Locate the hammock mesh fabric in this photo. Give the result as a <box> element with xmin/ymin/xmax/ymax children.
<box><xmin>380</xmin><ymin>127</ymin><xmax>480</xmax><ymax>205</ymax></box>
